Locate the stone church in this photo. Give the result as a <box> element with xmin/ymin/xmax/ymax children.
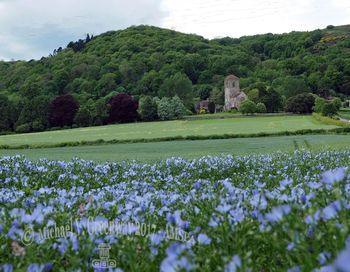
<box><xmin>224</xmin><ymin>75</ymin><xmax>248</xmax><ymax>111</ymax></box>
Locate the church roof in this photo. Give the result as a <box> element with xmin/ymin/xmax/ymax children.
<box><xmin>226</xmin><ymin>74</ymin><xmax>239</xmax><ymax>80</ymax></box>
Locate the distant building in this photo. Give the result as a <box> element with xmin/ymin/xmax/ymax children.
<box><xmin>224</xmin><ymin>75</ymin><xmax>248</xmax><ymax>111</ymax></box>
<box><xmin>196</xmin><ymin>99</ymin><xmax>209</xmax><ymax>112</ymax></box>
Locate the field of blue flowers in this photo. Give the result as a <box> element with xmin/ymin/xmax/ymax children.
<box><xmin>1</xmin><ymin>150</ymin><xmax>350</xmax><ymax>272</ymax></box>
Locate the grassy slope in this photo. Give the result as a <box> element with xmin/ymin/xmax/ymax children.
<box><xmin>0</xmin><ymin>116</ymin><xmax>338</xmax><ymax>147</ymax></box>
<box><xmin>1</xmin><ymin>134</ymin><xmax>349</xmax><ymax>162</ymax></box>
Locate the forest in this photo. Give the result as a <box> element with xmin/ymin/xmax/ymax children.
<box><xmin>0</xmin><ymin>24</ymin><xmax>349</xmax><ymax>133</ymax></box>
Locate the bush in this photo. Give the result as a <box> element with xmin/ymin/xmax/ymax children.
<box><xmin>15</xmin><ymin>123</ymin><xmax>31</xmax><ymax>133</ymax></box>
<box><xmin>239</xmin><ymin>99</ymin><xmax>256</xmax><ymax>115</ymax></box>
<box><xmin>256</xmin><ymin>103</ymin><xmax>267</xmax><ymax>113</ymax></box>
<box><xmin>157</xmin><ymin>97</ymin><xmax>174</xmax><ymax>120</ymax></box>
<box><xmin>107</xmin><ymin>93</ymin><xmax>139</xmax><ymax>123</ymax></box>
<box><xmin>172</xmin><ymin>95</ymin><xmax>186</xmax><ymax>119</ymax></box>
<box><xmin>327</xmin><ymin>25</ymin><xmax>335</xmax><ymax>29</ymax></box>
<box><xmin>208</xmin><ymin>102</ymin><xmax>216</xmax><ymax>114</ymax></box>
<box><xmin>74</xmin><ymin>106</ymin><xmax>93</xmax><ymax>127</ymax></box>
<box><xmin>322</xmin><ymin>102</ymin><xmax>337</xmax><ymax>117</ymax></box>
<box><xmin>31</xmin><ymin>121</ymin><xmax>45</xmax><ymax>132</ymax></box>
<box><xmin>285</xmin><ymin>93</ymin><xmax>315</xmax><ymax>113</ymax></box>
<box><xmin>313</xmin><ymin>97</ymin><xmax>327</xmax><ymax>113</ymax></box>
<box><xmin>200</xmin><ymin>109</ymin><xmax>206</xmax><ymax>114</ymax></box>
<box><xmin>333</xmin><ymin>98</ymin><xmax>342</xmax><ymax>111</ymax></box>
<box><xmin>139</xmin><ymin>96</ymin><xmax>158</xmax><ymax>122</ymax></box>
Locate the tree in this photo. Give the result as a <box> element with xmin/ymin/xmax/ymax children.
<box><xmin>107</xmin><ymin>93</ymin><xmax>139</xmax><ymax>123</ymax></box>
<box><xmin>208</xmin><ymin>101</ymin><xmax>216</xmax><ymax>114</ymax></box>
<box><xmin>210</xmin><ymin>87</ymin><xmax>224</xmax><ymax>106</ymax></box>
<box><xmin>261</xmin><ymin>88</ymin><xmax>283</xmax><ymax>112</ymax></box>
<box><xmin>159</xmin><ymin>73</ymin><xmax>194</xmax><ymax>108</ymax></box>
<box><xmin>239</xmin><ymin>100</ymin><xmax>256</xmax><ymax>115</ymax></box>
<box><xmin>139</xmin><ymin>96</ymin><xmax>158</xmax><ymax>121</ymax></box>
<box><xmin>49</xmin><ymin>94</ymin><xmax>79</xmax><ymax>127</ymax></box>
<box><xmin>256</xmin><ymin>103</ymin><xmax>267</xmax><ymax>113</ymax></box>
<box><xmin>313</xmin><ymin>97</ymin><xmax>327</xmax><ymax>113</ymax></box>
<box><xmin>247</xmin><ymin>89</ymin><xmax>260</xmax><ymax>104</ymax></box>
<box><xmin>157</xmin><ymin>97</ymin><xmax>174</xmax><ymax>120</ymax></box>
<box><xmin>322</xmin><ymin>102</ymin><xmax>337</xmax><ymax>117</ymax></box>
<box><xmin>172</xmin><ymin>95</ymin><xmax>186</xmax><ymax>119</ymax></box>
<box><xmin>74</xmin><ymin>106</ymin><xmax>92</xmax><ymax>127</ymax></box>
<box><xmin>285</xmin><ymin>93</ymin><xmax>315</xmax><ymax>114</ymax></box>
<box><xmin>332</xmin><ymin>98</ymin><xmax>342</xmax><ymax>111</ymax></box>
<box><xmin>16</xmin><ymin>95</ymin><xmax>51</xmax><ymax>131</ymax></box>
<box><xmin>198</xmin><ymin>85</ymin><xmax>212</xmax><ymax>100</ymax></box>
<box><xmin>281</xmin><ymin>77</ymin><xmax>311</xmax><ymax>98</ymax></box>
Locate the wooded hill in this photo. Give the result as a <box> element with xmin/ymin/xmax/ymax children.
<box><xmin>0</xmin><ymin>24</ymin><xmax>349</xmax><ymax>132</ymax></box>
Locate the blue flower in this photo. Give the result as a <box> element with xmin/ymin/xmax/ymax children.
<box><xmin>2</xmin><ymin>264</ymin><xmax>13</xmax><ymax>272</ymax></box>
<box><xmin>149</xmin><ymin>233</ymin><xmax>162</xmax><ymax>246</ymax></box>
<box><xmin>197</xmin><ymin>233</ymin><xmax>211</xmax><ymax>245</ymax></box>
<box><xmin>287</xmin><ymin>266</ymin><xmax>300</xmax><ymax>272</ymax></box>
<box><xmin>26</xmin><ymin>264</ymin><xmax>45</xmax><ymax>272</ymax></box>
<box><xmin>287</xmin><ymin>242</ymin><xmax>295</xmax><ymax>252</ymax></box>
<box><xmin>44</xmin><ymin>263</ymin><xmax>53</xmax><ymax>271</ymax></box>
<box><xmin>319</xmin><ymin>252</ymin><xmax>331</xmax><ymax>265</ymax></box>
<box><xmin>322</xmin><ymin>168</ymin><xmax>346</xmax><ymax>185</ymax></box>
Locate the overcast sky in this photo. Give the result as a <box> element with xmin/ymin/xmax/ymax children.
<box><xmin>0</xmin><ymin>0</ymin><xmax>349</xmax><ymax>61</ymax></box>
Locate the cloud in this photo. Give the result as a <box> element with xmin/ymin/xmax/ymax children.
<box><xmin>161</xmin><ymin>0</ymin><xmax>350</xmax><ymax>39</ymax></box>
<box><xmin>0</xmin><ymin>0</ymin><xmax>166</xmax><ymax>60</ymax></box>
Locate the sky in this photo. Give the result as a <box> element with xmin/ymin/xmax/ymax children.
<box><xmin>0</xmin><ymin>0</ymin><xmax>350</xmax><ymax>61</ymax></box>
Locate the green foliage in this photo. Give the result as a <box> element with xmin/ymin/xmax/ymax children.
<box><xmin>210</xmin><ymin>87</ymin><xmax>224</xmax><ymax>106</ymax></box>
<box><xmin>157</xmin><ymin>97</ymin><xmax>174</xmax><ymax>121</ymax></box>
<box><xmin>313</xmin><ymin>97</ymin><xmax>327</xmax><ymax>113</ymax></box>
<box><xmin>139</xmin><ymin>96</ymin><xmax>158</xmax><ymax>121</ymax></box>
<box><xmin>172</xmin><ymin>95</ymin><xmax>186</xmax><ymax>119</ymax></box>
<box><xmin>322</xmin><ymin>102</ymin><xmax>337</xmax><ymax>117</ymax></box>
<box><xmin>333</xmin><ymin>97</ymin><xmax>342</xmax><ymax>110</ymax></box>
<box><xmin>261</xmin><ymin>88</ymin><xmax>283</xmax><ymax>112</ymax></box>
<box><xmin>74</xmin><ymin>106</ymin><xmax>93</xmax><ymax>127</ymax></box>
<box><xmin>256</xmin><ymin>102</ymin><xmax>267</xmax><ymax>113</ymax></box>
<box><xmin>239</xmin><ymin>99</ymin><xmax>256</xmax><ymax>114</ymax></box>
<box><xmin>247</xmin><ymin>88</ymin><xmax>260</xmax><ymax>103</ymax></box>
<box><xmin>159</xmin><ymin>72</ymin><xmax>194</xmax><ymax>108</ymax></box>
<box><xmin>14</xmin><ymin>123</ymin><xmax>31</xmax><ymax>133</ymax></box>
<box><xmin>198</xmin><ymin>85</ymin><xmax>212</xmax><ymax>100</ymax></box>
<box><xmin>1</xmin><ymin>24</ymin><xmax>350</xmax><ymax>133</ymax></box>
<box><xmin>280</xmin><ymin>76</ymin><xmax>311</xmax><ymax>98</ymax></box>
<box><xmin>285</xmin><ymin>93</ymin><xmax>315</xmax><ymax>113</ymax></box>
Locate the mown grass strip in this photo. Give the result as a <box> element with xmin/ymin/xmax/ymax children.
<box><xmin>1</xmin><ymin>126</ymin><xmax>350</xmax><ymax>150</ymax></box>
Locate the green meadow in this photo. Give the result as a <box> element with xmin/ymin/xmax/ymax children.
<box><xmin>1</xmin><ymin>134</ymin><xmax>349</xmax><ymax>162</ymax></box>
<box><xmin>0</xmin><ymin>115</ymin><xmax>338</xmax><ymax>148</ymax></box>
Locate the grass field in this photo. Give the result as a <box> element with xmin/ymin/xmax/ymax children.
<box><xmin>1</xmin><ymin>134</ymin><xmax>349</xmax><ymax>162</ymax></box>
<box><xmin>0</xmin><ymin>115</ymin><xmax>338</xmax><ymax>147</ymax></box>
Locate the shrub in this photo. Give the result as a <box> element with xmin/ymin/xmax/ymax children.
<box><xmin>107</xmin><ymin>93</ymin><xmax>139</xmax><ymax>123</ymax></box>
<box><xmin>256</xmin><ymin>103</ymin><xmax>267</xmax><ymax>113</ymax></box>
<box><xmin>239</xmin><ymin>99</ymin><xmax>256</xmax><ymax>115</ymax></box>
<box><xmin>172</xmin><ymin>95</ymin><xmax>186</xmax><ymax>119</ymax></box>
<box><xmin>49</xmin><ymin>94</ymin><xmax>79</xmax><ymax>127</ymax></box>
<box><xmin>313</xmin><ymin>97</ymin><xmax>327</xmax><ymax>113</ymax></box>
<box><xmin>157</xmin><ymin>97</ymin><xmax>174</xmax><ymax>120</ymax></box>
<box><xmin>208</xmin><ymin>102</ymin><xmax>216</xmax><ymax>114</ymax></box>
<box><xmin>31</xmin><ymin>121</ymin><xmax>45</xmax><ymax>132</ymax></box>
<box><xmin>332</xmin><ymin>98</ymin><xmax>342</xmax><ymax>111</ymax></box>
<box><xmin>15</xmin><ymin>123</ymin><xmax>31</xmax><ymax>133</ymax></box>
<box><xmin>200</xmin><ymin>109</ymin><xmax>206</xmax><ymax>114</ymax></box>
<box><xmin>322</xmin><ymin>102</ymin><xmax>337</xmax><ymax>117</ymax></box>
<box><xmin>139</xmin><ymin>96</ymin><xmax>158</xmax><ymax>122</ymax></box>
<box><xmin>74</xmin><ymin>106</ymin><xmax>93</xmax><ymax>127</ymax></box>
<box><xmin>285</xmin><ymin>93</ymin><xmax>315</xmax><ymax>113</ymax></box>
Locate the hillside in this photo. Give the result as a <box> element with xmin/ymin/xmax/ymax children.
<box><xmin>0</xmin><ymin>24</ymin><xmax>349</xmax><ymax>132</ymax></box>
